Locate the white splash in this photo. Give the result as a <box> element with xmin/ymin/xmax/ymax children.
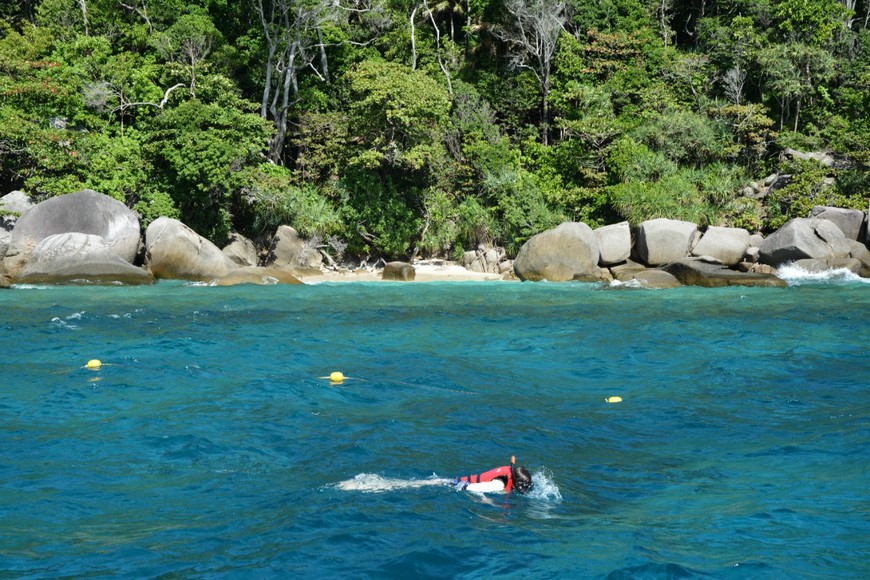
<box><xmin>608</xmin><ymin>279</ymin><xmax>644</xmax><ymax>289</ymax></box>
<box><xmin>777</xmin><ymin>263</ymin><xmax>870</xmax><ymax>285</ymax></box>
<box><xmin>334</xmin><ymin>470</ymin><xmax>562</xmax><ymax>501</ymax></box>
<box><xmin>526</xmin><ymin>468</ymin><xmax>562</xmax><ymax>502</ymax></box>
<box><xmin>333</xmin><ymin>473</ymin><xmax>451</xmax><ymax>493</ymax></box>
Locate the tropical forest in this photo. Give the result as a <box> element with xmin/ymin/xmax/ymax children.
<box><xmin>2</xmin><ymin>0</ymin><xmax>869</xmax><ymax>262</ymax></box>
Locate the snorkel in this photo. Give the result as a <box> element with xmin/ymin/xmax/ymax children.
<box><xmin>510</xmin><ymin>456</ymin><xmax>533</xmax><ymax>494</ymax></box>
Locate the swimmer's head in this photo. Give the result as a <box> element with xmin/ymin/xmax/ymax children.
<box><xmin>512</xmin><ymin>464</ymin><xmax>533</xmax><ymax>493</ymax></box>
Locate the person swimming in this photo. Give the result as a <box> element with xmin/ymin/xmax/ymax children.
<box><xmin>453</xmin><ymin>456</ymin><xmax>533</xmax><ymax>494</ymax></box>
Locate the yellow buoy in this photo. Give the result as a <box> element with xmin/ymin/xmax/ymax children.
<box><xmin>86</xmin><ymin>359</ymin><xmax>102</xmax><ymax>370</ymax></box>
<box><xmin>605</xmin><ymin>396</ymin><xmax>622</xmax><ymax>404</ymax></box>
<box><xmin>329</xmin><ymin>371</ymin><xmax>345</xmax><ymax>383</ymax></box>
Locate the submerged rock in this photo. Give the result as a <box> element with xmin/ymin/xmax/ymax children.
<box><xmin>210</xmin><ymin>266</ymin><xmax>303</xmax><ymax>286</ymax></box>
<box><xmin>663</xmin><ymin>257</ymin><xmax>787</xmax><ymax>288</ymax></box>
<box><xmin>614</xmin><ymin>268</ymin><xmax>681</xmax><ymax>289</ymax></box>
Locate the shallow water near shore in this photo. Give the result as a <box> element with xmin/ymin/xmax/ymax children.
<box><xmin>1</xmin><ymin>276</ymin><xmax>868</xmax><ymax>578</ymax></box>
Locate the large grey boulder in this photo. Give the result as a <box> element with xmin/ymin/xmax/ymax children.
<box><xmin>267</xmin><ymin>225</ymin><xmax>323</xmax><ymax>270</ymax></box>
<box><xmin>663</xmin><ymin>257</ymin><xmax>787</xmax><ymax>288</ymax></box>
<box><xmin>222</xmin><ymin>232</ymin><xmax>259</xmax><ymax>266</ymax></box>
<box><xmin>594</xmin><ymin>221</ymin><xmax>631</xmax><ymax>266</ymax></box>
<box><xmin>636</xmin><ymin>218</ymin><xmax>697</xmax><ymax>266</ymax></box>
<box><xmin>3</xmin><ymin>189</ymin><xmax>140</xmax><ymax>278</ymax></box>
<box><xmin>691</xmin><ymin>226</ymin><xmax>751</xmax><ymax>266</ymax></box>
<box><xmin>14</xmin><ymin>233</ymin><xmax>153</xmax><ymax>285</ymax></box>
<box><xmin>810</xmin><ymin>206</ymin><xmax>865</xmax><ymax>241</ymax></box>
<box><xmin>759</xmin><ymin>218</ymin><xmax>851</xmax><ymax>266</ymax></box>
<box><xmin>382</xmin><ymin>261</ymin><xmax>415</xmax><ymax>281</ymax></box>
<box><xmin>513</xmin><ymin>222</ymin><xmax>600</xmax><ymax>282</ymax></box>
<box><xmin>145</xmin><ymin>217</ymin><xmax>237</xmax><ymax>281</ymax></box>
<box><xmin>0</xmin><ymin>191</ymin><xmax>34</xmax><ymax>260</ymax></box>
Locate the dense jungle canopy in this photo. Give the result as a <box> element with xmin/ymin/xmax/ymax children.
<box><xmin>1</xmin><ymin>0</ymin><xmax>869</xmax><ymax>260</ymax></box>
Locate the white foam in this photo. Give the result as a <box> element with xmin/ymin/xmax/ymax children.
<box><xmin>527</xmin><ymin>468</ymin><xmax>562</xmax><ymax>502</ymax></box>
<box><xmin>333</xmin><ymin>473</ymin><xmax>451</xmax><ymax>493</ymax></box>
<box><xmin>777</xmin><ymin>263</ymin><xmax>870</xmax><ymax>285</ymax></box>
<box><xmin>608</xmin><ymin>279</ymin><xmax>644</xmax><ymax>289</ymax></box>
<box><xmin>333</xmin><ymin>470</ymin><xmax>562</xmax><ymax>501</ymax></box>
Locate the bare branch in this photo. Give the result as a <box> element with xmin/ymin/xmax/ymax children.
<box><xmin>117</xmin><ymin>0</ymin><xmax>153</xmax><ymax>32</ymax></box>
<box><xmin>423</xmin><ymin>0</ymin><xmax>452</xmax><ymax>93</ymax></box>
<box><xmin>109</xmin><ymin>83</ymin><xmax>185</xmax><ymax>113</ymax></box>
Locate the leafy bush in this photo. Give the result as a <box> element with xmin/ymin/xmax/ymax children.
<box><xmin>339</xmin><ymin>169</ymin><xmax>422</xmax><ymax>259</ymax></box>
<box><xmin>145</xmin><ymin>99</ymin><xmax>270</xmax><ymax>243</ymax></box>
<box><xmin>633</xmin><ymin>108</ymin><xmax>728</xmax><ymax>167</ymax></box>
<box><xmin>240</xmin><ymin>164</ymin><xmax>341</xmax><ymax>239</ymax></box>
<box><xmin>764</xmin><ymin>158</ymin><xmax>863</xmax><ymax>231</ymax></box>
<box><xmin>607</xmin><ymin>172</ymin><xmax>717</xmax><ymax>225</ymax></box>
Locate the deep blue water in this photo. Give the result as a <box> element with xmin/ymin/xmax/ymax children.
<box><xmin>1</xmin><ymin>276</ymin><xmax>868</xmax><ymax>578</ymax></box>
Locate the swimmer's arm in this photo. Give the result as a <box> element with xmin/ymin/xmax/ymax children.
<box><xmin>463</xmin><ymin>480</ymin><xmax>505</xmax><ymax>493</ymax></box>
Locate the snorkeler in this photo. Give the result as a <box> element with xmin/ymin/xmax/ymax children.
<box><xmin>453</xmin><ymin>456</ymin><xmax>533</xmax><ymax>494</ymax></box>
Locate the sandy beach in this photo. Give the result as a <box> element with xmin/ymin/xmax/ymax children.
<box><xmin>296</xmin><ymin>261</ymin><xmax>511</xmax><ymax>284</ymax></box>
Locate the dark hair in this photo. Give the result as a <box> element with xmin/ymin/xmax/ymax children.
<box><xmin>512</xmin><ymin>465</ymin><xmax>533</xmax><ymax>493</ymax></box>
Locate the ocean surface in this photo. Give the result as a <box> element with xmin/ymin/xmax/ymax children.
<box><xmin>1</xmin><ymin>269</ymin><xmax>868</xmax><ymax>578</ymax></box>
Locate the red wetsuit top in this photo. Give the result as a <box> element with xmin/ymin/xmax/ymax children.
<box><xmin>458</xmin><ymin>465</ymin><xmax>514</xmax><ymax>491</ymax></box>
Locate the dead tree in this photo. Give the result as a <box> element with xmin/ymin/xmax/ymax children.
<box><xmin>255</xmin><ymin>0</ymin><xmax>342</xmax><ymax>164</ymax></box>
<box><xmin>494</xmin><ymin>0</ymin><xmax>566</xmax><ymax>146</ymax></box>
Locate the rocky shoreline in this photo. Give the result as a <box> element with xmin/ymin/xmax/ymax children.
<box><xmin>2</xmin><ymin>189</ymin><xmax>869</xmax><ymax>288</ymax></box>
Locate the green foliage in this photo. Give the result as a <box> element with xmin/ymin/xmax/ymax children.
<box><xmin>417</xmin><ymin>189</ymin><xmax>459</xmax><ymax>256</ymax></box>
<box><xmin>632</xmin><ymin>108</ymin><xmax>728</xmax><ymax>167</ymax></box>
<box><xmin>710</xmin><ymin>103</ymin><xmax>777</xmax><ymax>169</ymax></box>
<box><xmin>606</xmin><ymin>138</ymin><xmax>748</xmax><ymax>226</ymax></box>
<box><xmin>607</xmin><ymin>137</ymin><xmax>677</xmax><ymax>183</ymax></box>
<box><xmin>0</xmin><ymin>0</ymin><xmax>867</xmax><ymax>261</ymax></box>
<box><xmin>757</xmin><ymin>42</ymin><xmax>836</xmax><ymax>131</ymax></box>
<box><xmin>145</xmin><ymin>99</ymin><xmax>271</xmax><ymax>243</ymax></box>
<box><xmin>346</xmin><ymin>59</ymin><xmax>450</xmax><ymax>171</ymax></box>
<box><xmin>764</xmin><ymin>158</ymin><xmax>862</xmax><ymax>230</ymax></box>
<box><xmin>607</xmin><ymin>172</ymin><xmax>719</xmax><ymax>226</ymax></box>
<box><xmin>773</xmin><ymin>0</ymin><xmax>850</xmax><ymax>47</ymax></box>
<box><xmin>339</xmin><ymin>169</ymin><xmax>422</xmax><ymax>259</ymax></box>
<box><xmin>724</xmin><ymin>197</ymin><xmax>765</xmax><ymax>233</ymax></box>
<box><xmin>492</xmin><ymin>169</ymin><xmax>566</xmax><ymax>253</ymax></box>
<box><xmin>239</xmin><ymin>163</ymin><xmax>341</xmax><ymax>238</ymax></box>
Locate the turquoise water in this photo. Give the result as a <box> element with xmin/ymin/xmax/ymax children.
<box><xmin>1</xmin><ymin>277</ymin><xmax>868</xmax><ymax>578</ymax></box>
